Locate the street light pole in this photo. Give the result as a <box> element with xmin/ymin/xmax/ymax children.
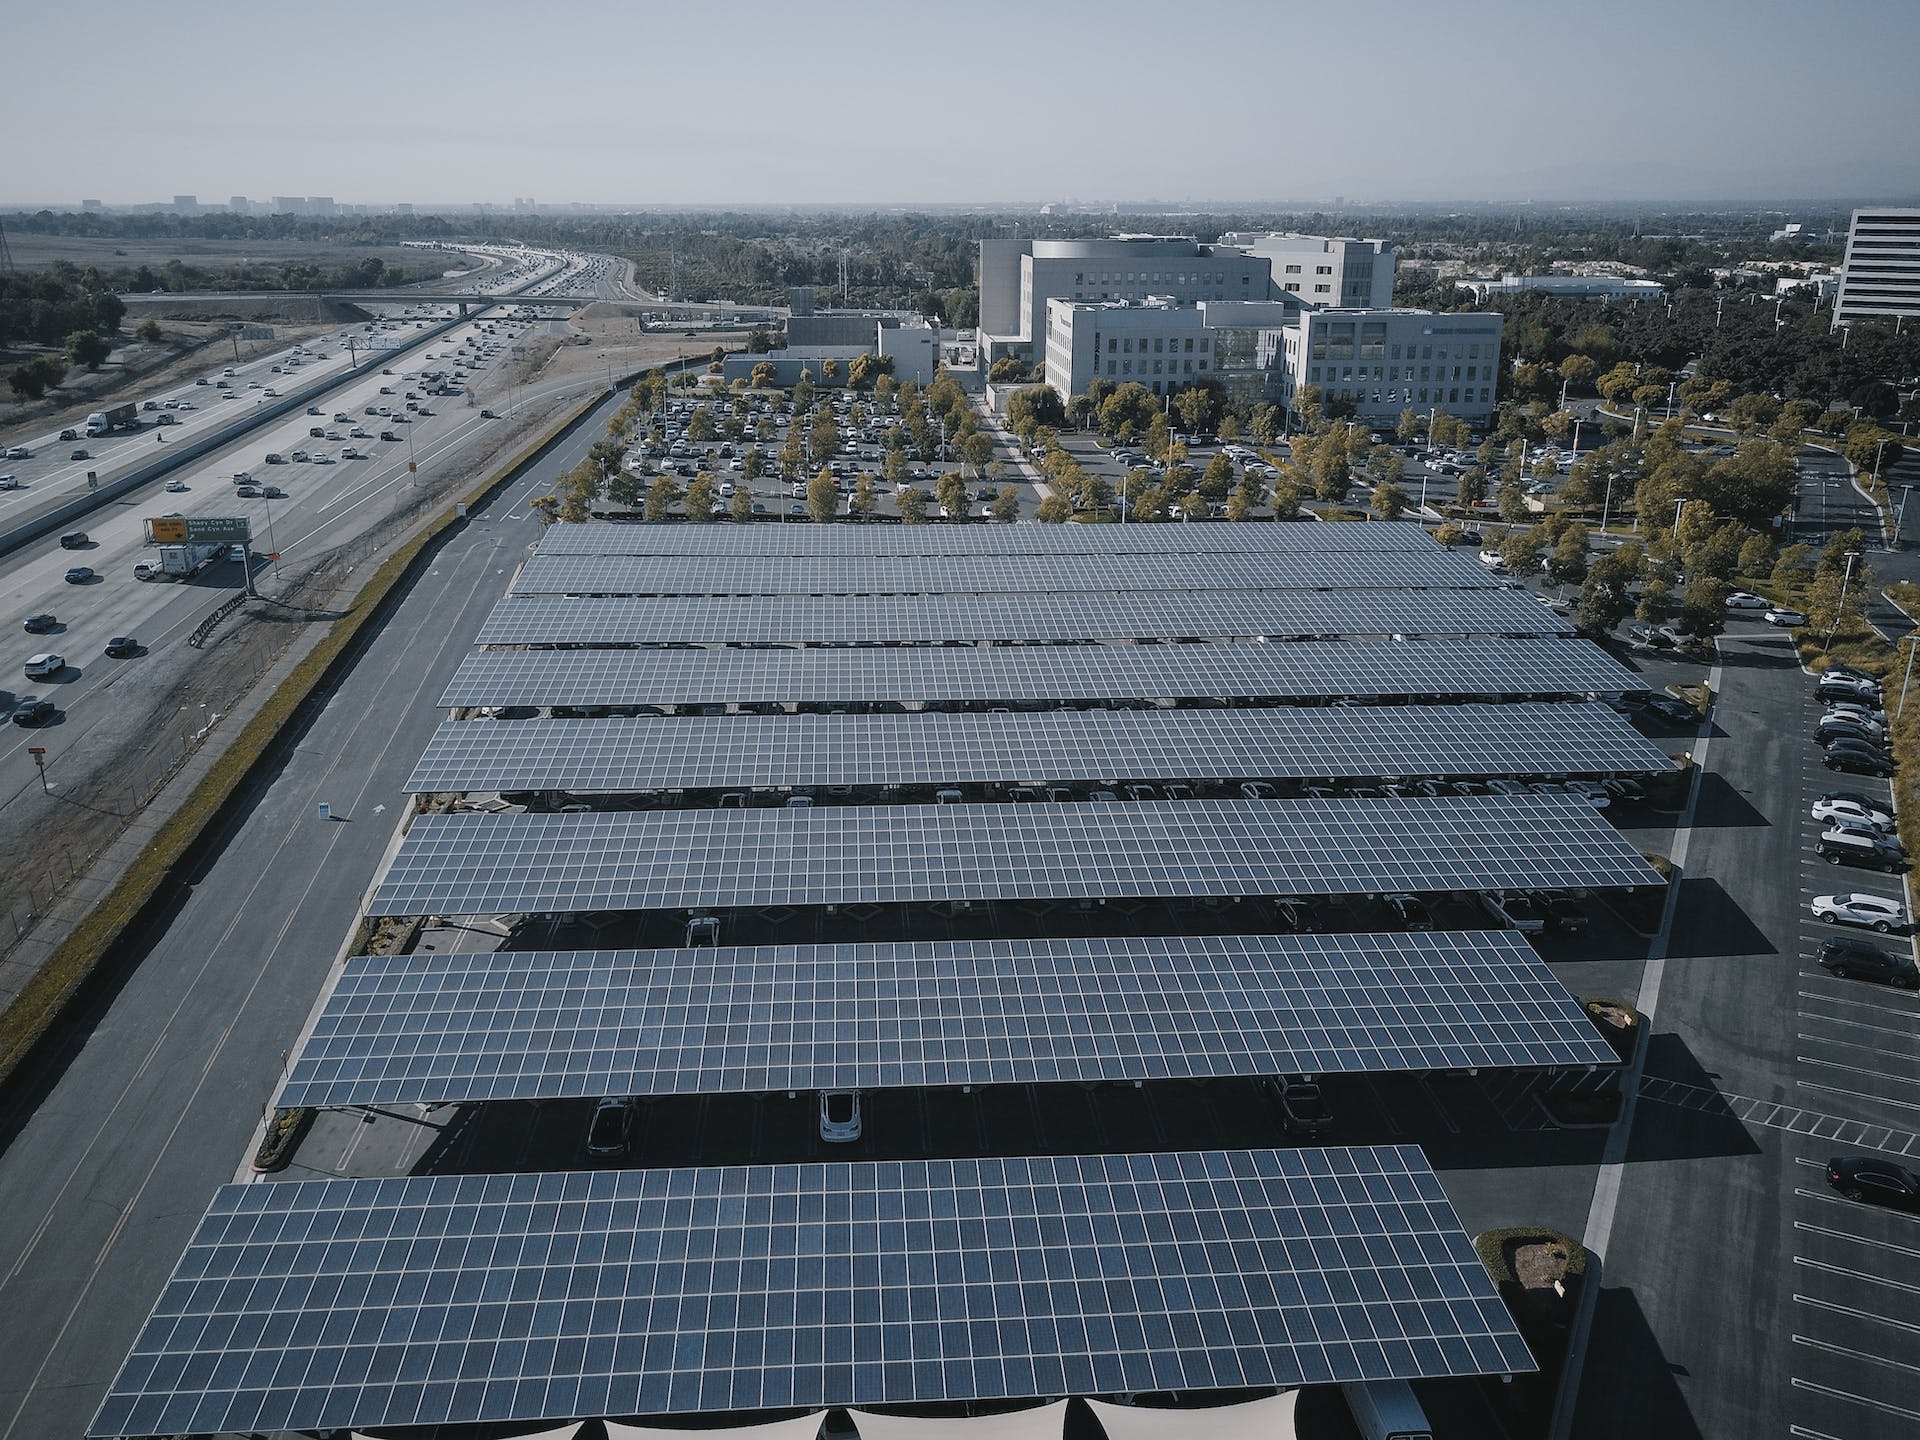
<box><xmin>1828</xmin><ymin>549</ymin><xmax>1861</xmax><ymax>649</ymax></box>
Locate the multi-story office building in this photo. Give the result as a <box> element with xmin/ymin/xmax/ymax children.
<box><xmin>1275</xmin><ymin>308</ymin><xmax>1504</xmax><ymax>426</ymax></box>
<box><xmin>1218</xmin><ymin>232</ymin><xmax>1397</xmax><ymax>308</ymax></box>
<box><xmin>979</xmin><ymin>236</ymin><xmax>1271</xmax><ymax>368</ymax></box>
<box><xmin>1833</xmin><ymin>208</ymin><xmax>1920</xmax><ymax>328</ymax></box>
<box><xmin>1041</xmin><ymin>297</ymin><xmax>1299</xmax><ymax>409</ymax></box>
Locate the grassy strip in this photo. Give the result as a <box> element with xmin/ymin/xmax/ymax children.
<box><xmin>1474</xmin><ymin>1226</ymin><xmax>1589</xmax><ymax>1284</ymax></box>
<box><xmin>0</xmin><ymin>390</ymin><xmax>608</xmax><ymax>1090</ymax></box>
<box><xmin>251</xmin><ymin>1107</ymin><xmax>314</xmax><ymax>1173</ymax></box>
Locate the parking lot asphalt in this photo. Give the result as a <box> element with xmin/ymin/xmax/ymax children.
<box><xmin>1576</xmin><ymin>622</ymin><xmax>1920</xmax><ymax>1438</ymax></box>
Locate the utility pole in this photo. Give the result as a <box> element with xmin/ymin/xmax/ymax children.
<box><xmin>1828</xmin><ymin>550</ymin><xmax>1861</xmax><ymax>648</ymax></box>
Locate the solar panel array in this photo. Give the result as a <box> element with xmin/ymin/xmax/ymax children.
<box><xmin>475</xmin><ymin>590</ymin><xmax>1569</xmax><ymax>646</ymax></box>
<box><xmin>367</xmin><ymin>795</ymin><xmax>1662</xmax><ymax>917</ymax></box>
<box><xmin>88</xmin><ymin>1147</ymin><xmax>1534</xmax><ymax>1438</ymax></box>
<box><xmin>510</xmin><ymin>549</ymin><xmax>1504</xmax><ymax>597</ymax></box>
<box><xmin>277</xmin><ymin>931</ymin><xmax>1621</xmax><ymax>1108</ymax></box>
<box><xmin>404</xmin><ymin>704</ymin><xmax>1670</xmax><ymax>796</ymax></box>
<box><xmin>535</xmin><ymin>519</ymin><xmax>1450</xmax><ymax>557</ymax></box>
<box><xmin>439</xmin><ymin>638</ymin><xmax>1643</xmax><ymax>710</ymax></box>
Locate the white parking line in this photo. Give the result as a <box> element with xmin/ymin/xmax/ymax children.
<box><xmin>1799</xmin><ymin>988</ymin><xmax>1920</xmax><ymax>1017</ymax></box>
<box><xmin>1801</xmin><ymin>1080</ymin><xmax>1920</xmax><ymax>1114</ymax></box>
<box><xmin>1790</xmin><ymin>1377</ymin><xmax>1920</xmax><ymax>1422</ymax></box>
<box><xmin>1796</xmin><ymin>1011</ymin><xmax>1920</xmax><ymax>1046</ymax></box>
<box><xmin>1796</xmin><ymin>1186</ymin><xmax>1920</xmax><ymax>1221</ymax></box>
<box><xmin>1795</xmin><ymin>1255</ymin><xmax>1920</xmax><ymax>1296</ymax></box>
<box><xmin>1798</xmin><ymin>1033</ymin><xmax>1920</xmax><ymax>1066</ymax></box>
<box><xmin>1795</xmin><ymin>1292</ymin><xmax>1920</xmax><ymax>1335</ymax></box>
<box><xmin>1797</xmin><ymin>1054</ymin><xmax>1920</xmax><ymax>1087</ymax></box>
<box><xmin>1797</xmin><ymin>1221</ymin><xmax>1920</xmax><ymax>1261</ymax></box>
<box><xmin>1793</xmin><ymin>1332</ymin><xmax>1920</xmax><ymax>1375</ymax></box>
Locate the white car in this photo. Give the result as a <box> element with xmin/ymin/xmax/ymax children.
<box><xmin>163</xmin><ymin>479</ymin><xmax>188</xmax><ymax>493</ymax></box>
<box><xmin>818</xmin><ymin>1089</ymin><xmax>862</xmax><ymax>1143</ymax></box>
<box><xmin>1477</xmin><ymin>548</ymin><xmax>1506</xmax><ymax>569</ymax></box>
<box><xmin>1764</xmin><ymin>607</ymin><xmax>1808</xmax><ymax>627</ymax></box>
<box><xmin>1813</xmin><ymin>797</ymin><xmax>1894</xmax><ymax>832</ymax></box>
<box><xmin>1725</xmin><ymin>591</ymin><xmax>1768</xmax><ymax>610</ymax></box>
<box><xmin>311</xmin><ymin>452</ymin><xmax>335</xmax><ymax>465</ymax></box>
<box><xmin>1812</xmin><ymin>892</ymin><xmax>1906</xmax><ymax>932</ymax></box>
<box><xmin>340</xmin><ymin>446</ymin><xmax>361</xmax><ymax>459</ymax></box>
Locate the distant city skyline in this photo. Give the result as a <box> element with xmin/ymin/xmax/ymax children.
<box><xmin>6</xmin><ymin>0</ymin><xmax>1918</xmax><ymax>208</ymax></box>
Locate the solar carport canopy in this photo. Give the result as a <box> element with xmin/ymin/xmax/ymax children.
<box><xmin>88</xmin><ymin>1147</ymin><xmax>1533</xmax><ymax>1439</ymax></box>
<box><xmin>438</xmin><ymin>638</ymin><xmax>1644</xmax><ymax>710</ymax></box>
<box><xmin>473</xmin><ymin>589</ymin><xmax>1569</xmax><ymax>646</ymax></box>
<box><xmin>534</xmin><ymin>518</ymin><xmax>1452</xmax><ymax>556</ymax></box>
<box><xmin>277</xmin><ymin>931</ymin><xmax>1619</xmax><ymax>1109</ymax></box>
<box><xmin>403</xmin><ymin>705</ymin><xmax>1671</xmax><ymax>797</ymax></box>
<box><xmin>509</xmin><ymin>549</ymin><xmax>1504</xmax><ymax>597</ymax></box>
<box><xmin>366</xmin><ymin>794</ymin><xmax>1663</xmax><ymax>917</ymax></box>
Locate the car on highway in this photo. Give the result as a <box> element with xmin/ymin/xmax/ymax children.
<box><xmin>4</xmin><ymin>444</ymin><xmax>31</xmax><ymax>459</ymax></box>
<box><xmin>63</xmin><ymin>566</ymin><xmax>94</xmax><ymax>584</ymax></box>
<box><xmin>103</xmin><ymin>636</ymin><xmax>140</xmax><ymax>658</ymax></box>
<box><xmin>1817</xmin><ymin>936</ymin><xmax>1917</xmax><ymax>987</ymax></box>
<box><xmin>226</xmin><ymin>545</ymin><xmax>247</xmax><ymax>562</ymax></box>
<box><xmin>23</xmin><ymin>653</ymin><xmax>63</xmax><ymax>679</ymax></box>
<box><xmin>480</xmin><ymin>408</ymin><xmax>497</xmax><ymax>419</ymax></box>
<box><xmin>585</xmin><ymin>1097</ymin><xmax>635</xmax><ymax>1159</ymax></box>
<box><xmin>1811</xmin><ymin>892</ymin><xmax>1905</xmax><ymax>932</ymax></box>
<box><xmin>58</xmin><ymin>427</ymin><xmax>78</xmax><ymax>441</ymax></box>
<box><xmin>262</xmin><ymin>485</ymin><xmax>286</xmax><ymax>498</ymax></box>
<box><xmin>1813</xmin><ymin>795</ymin><xmax>1895</xmax><ymax>830</ymax></box>
<box><xmin>1724</xmin><ymin>591</ymin><xmax>1768</xmax><ymax>610</ymax></box>
<box><xmin>69</xmin><ymin>448</ymin><xmax>89</xmax><ymax>461</ymax></box>
<box><xmin>340</xmin><ymin>447</ymin><xmax>361</xmax><ymax>459</ymax></box>
<box><xmin>1825</xmin><ymin>1156</ymin><xmax>1920</xmax><ymax>1209</ymax></box>
<box><xmin>379</xmin><ymin>431</ymin><xmax>399</xmax><ymax>442</ymax></box>
<box><xmin>164</xmin><ymin>479</ymin><xmax>188</xmax><ymax>492</ymax></box>
<box><xmin>232</xmin><ymin>471</ymin><xmax>252</xmax><ymax>485</ymax></box>
<box><xmin>22</xmin><ymin>612</ymin><xmax>56</xmax><ymax>633</ymax></box>
<box><xmin>11</xmin><ymin>697</ymin><xmax>54</xmax><ymax>727</ymax></box>
<box><xmin>235</xmin><ymin>484</ymin><xmax>261</xmax><ymax>497</ymax></box>
<box><xmin>311</xmin><ymin>453</ymin><xmax>334</xmax><ymax>465</ymax></box>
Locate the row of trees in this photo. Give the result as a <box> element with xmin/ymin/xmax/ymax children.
<box><xmin>0</xmin><ymin>270</ymin><xmax>126</xmax><ymax>349</ymax></box>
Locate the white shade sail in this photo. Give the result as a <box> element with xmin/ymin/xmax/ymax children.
<box><xmin>1086</xmin><ymin>1392</ymin><xmax>1299</xmax><ymax>1440</ymax></box>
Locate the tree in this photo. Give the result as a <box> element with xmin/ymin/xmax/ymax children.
<box><xmin>1004</xmin><ymin>385</ymin><xmax>1065</xmax><ymax>439</ymax></box>
<box><xmin>896</xmin><ymin>486</ymin><xmax>929</xmax><ymax>524</ymax></box>
<box><xmin>1738</xmin><ymin>532</ymin><xmax>1774</xmax><ymax>576</ymax></box>
<box><xmin>988</xmin><ymin>357</ymin><xmax>1027</xmax><ymax>384</ymax></box>
<box><xmin>750</xmin><ymin>361</ymin><xmax>776</xmax><ymax>389</ymax></box>
<box><xmin>1370</xmin><ymin>481</ymin><xmax>1410</xmax><ymax>521</ymax></box>
<box><xmin>1173</xmin><ymin>386</ymin><xmax>1215</xmax><ymax>434</ymax></box>
<box><xmin>1574</xmin><ymin>553</ymin><xmax>1636</xmax><ymax>638</ymax></box>
<box><xmin>729</xmin><ymin>485</ymin><xmax>756</xmax><ymax>522</ymax></box>
<box><xmin>1497</xmin><ymin>480</ymin><xmax>1527</xmax><ymax>524</ymax></box>
<box><xmin>961</xmin><ymin>430</ymin><xmax>993</xmax><ymax>476</ymax></box>
<box><xmin>1035</xmin><ymin>494</ymin><xmax>1071</xmax><ymax>523</ymax></box>
<box><xmin>808</xmin><ymin>468</ymin><xmax>839</xmax><ymax>523</ymax></box>
<box><xmin>6</xmin><ymin>356</ymin><xmax>66</xmax><ymax>400</ymax></box>
<box><xmin>644</xmin><ymin>472</ymin><xmax>684</xmax><ymax>521</ymax></box>
<box><xmin>1558</xmin><ymin>353</ymin><xmax>1598</xmax><ymax>391</ymax></box>
<box><xmin>1680</xmin><ymin>575</ymin><xmax>1732</xmax><ymax>636</ymax></box>
<box><xmin>1200</xmin><ymin>454</ymin><xmax>1235</xmax><ymax>501</ymax></box>
<box><xmin>1396</xmin><ymin>408</ymin><xmax>1423</xmax><ymax>443</ymax></box>
<box><xmin>1547</xmin><ymin>526</ymin><xmax>1590</xmax><ymax>587</ymax></box>
<box><xmin>1269</xmin><ymin>469</ymin><xmax>1303</xmax><ymax>520</ymax></box>
<box><xmin>684</xmin><ymin>473</ymin><xmax>717</xmax><ymax>521</ymax></box>
<box><xmin>1364</xmin><ymin>444</ymin><xmax>1402</xmax><ymax>487</ymax></box>
<box><xmin>686</xmin><ymin>406</ymin><xmax>716</xmax><ymax>442</ymax></box>
<box><xmin>136</xmin><ymin>317</ymin><xmax>163</xmax><ymax>344</ymax></box>
<box><xmin>989</xmin><ymin>486</ymin><xmax>1021</xmax><ymax>522</ymax></box>
<box><xmin>1456</xmin><ymin>466</ymin><xmax>1488</xmax><ymax>510</ymax></box>
<box><xmin>846</xmin><ymin>352</ymin><xmax>893</xmax><ymax>390</ymax></box>
<box><xmin>1843</xmin><ymin>423</ymin><xmax>1904</xmax><ymax>479</ymax></box>
<box><xmin>529</xmin><ymin>494</ymin><xmax>561</xmax><ymax>526</ymax></box>
<box><xmin>809</xmin><ymin>411</ymin><xmax>842</xmax><ymax>466</ymax></box>
<box><xmin>65</xmin><ymin>329</ymin><xmax>110</xmax><ymax>371</ymax></box>
<box><xmin>1635</xmin><ymin>579</ymin><xmax>1674</xmax><ymax>627</ymax></box>
<box><xmin>936</xmin><ymin>471</ymin><xmax>970</xmax><ymax>520</ymax></box>
<box><xmin>1501</xmin><ymin>532</ymin><xmax>1544</xmax><ymax>582</ymax></box>
<box><xmin>1820</xmin><ymin>527</ymin><xmax>1868</xmax><ymax>576</ymax></box>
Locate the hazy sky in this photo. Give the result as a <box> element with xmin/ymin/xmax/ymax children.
<box><xmin>10</xmin><ymin>0</ymin><xmax>1919</xmax><ymax>207</ymax></box>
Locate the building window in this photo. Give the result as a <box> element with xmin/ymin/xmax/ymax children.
<box><xmin>1123</xmin><ymin>338</ymin><xmax>1133</xmax><ymax>353</ymax></box>
<box><xmin>1199</xmin><ymin>338</ymin><xmax>1210</xmax><ymax>353</ymax></box>
<box><xmin>1198</xmin><ymin>359</ymin><xmax>1207</xmax><ymax>370</ymax></box>
<box><xmin>1285</xmin><ymin>264</ymin><xmax>1301</xmax><ymax>274</ymax></box>
<box><xmin>1468</xmin><ymin>343</ymin><xmax>1481</xmax><ymax>359</ymax></box>
<box><xmin>1123</xmin><ymin>360</ymin><xmax>1132</xmax><ymax>374</ymax></box>
<box><xmin>1184</xmin><ymin>338</ymin><xmax>1195</xmax><ymax>352</ymax></box>
<box><xmin>1154</xmin><ymin>338</ymin><xmax>1164</xmax><ymax>353</ymax></box>
<box><xmin>1316</xmin><ymin>265</ymin><xmax>1332</xmax><ymax>275</ymax></box>
<box><xmin>1450</xmin><ymin>388</ymin><xmax>1460</xmax><ymax>403</ymax></box>
<box><xmin>1314</xmin><ymin>284</ymin><xmax>1330</xmax><ymax>293</ymax></box>
<box><xmin>1107</xmin><ymin>361</ymin><xmax>1116</xmax><ymax>376</ymax></box>
<box><xmin>1390</xmin><ymin>344</ymin><xmax>1401</xmax><ymax>360</ymax></box>
<box><xmin>1466</xmin><ymin>365</ymin><xmax>1476</xmax><ymax>380</ymax></box>
<box><xmin>1184</xmin><ymin>359</ymin><xmax>1193</xmax><ymax>373</ymax></box>
<box><xmin>1310</xmin><ymin>367</ymin><xmax>1321</xmax><ymax>382</ymax></box>
<box><xmin>1107</xmin><ymin>339</ymin><xmax>1117</xmax><ymax>354</ymax></box>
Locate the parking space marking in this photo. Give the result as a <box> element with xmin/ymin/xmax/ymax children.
<box><xmin>1795</xmin><ymin>1255</ymin><xmax>1920</xmax><ymax>1297</ymax></box>
<box><xmin>1791</xmin><ymin>1377</ymin><xmax>1920</xmax><ymax>1422</ymax></box>
<box><xmin>1786</xmin><ymin>1424</ymin><xmax>1849</xmax><ymax>1440</ymax></box>
<box><xmin>1796</xmin><ymin>1009</ymin><xmax>1920</xmax><ymax>1046</ymax></box>
<box><xmin>1638</xmin><ymin>1076</ymin><xmax>1920</xmax><ymax>1156</ymax></box>
<box><xmin>1797</xmin><ymin>1032</ymin><xmax>1920</xmax><ymax>1065</ymax></box>
<box><xmin>1796</xmin><ymin>986</ymin><xmax>1920</xmax><ymax>1018</ymax></box>
<box><xmin>1797</xmin><ymin>1221</ymin><xmax>1920</xmax><ymax>1262</ymax></box>
<box><xmin>1795</xmin><ymin>1292</ymin><xmax>1920</xmax><ymax>1336</ymax></box>
<box><xmin>1796</xmin><ymin>1187</ymin><xmax>1920</xmax><ymax>1226</ymax></box>
<box><xmin>1800</xmin><ymin>1080</ymin><xmax>1920</xmax><ymax>1115</ymax></box>
<box><xmin>1793</xmin><ymin>1332</ymin><xmax>1920</xmax><ymax>1377</ymax></box>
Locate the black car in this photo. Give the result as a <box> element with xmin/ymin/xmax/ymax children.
<box><xmin>22</xmin><ymin>612</ymin><xmax>56</xmax><ymax>633</ymax></box>
<box><xmin>1826</xmin><ymin>1156</ymin><xmax>1920</xmax><ymax>1209</ymax></box>
<box><xmin>1824</xmin><ymin>741</ymin><xmax>1895</xmax><ymax>777</ymax></box>
<box><xmin>11</xmin><ymin>697</ymin><xmax>54</xmax><ymax>727</ymax></box>
<box><xmin>103</xmin><ymin>636</ymin><xmax>140</xmax><ymax>658</ymax></box>
<box><xmin>1640</xmin><ymin>695</ymin><xmax>1698</xmax><ymax>726</ymax></box>
<box><xmin>1817</xmin><ymin>936</ymin><xmax>1918</xmax><ymax>987</ymax></box>
<box><xmin>1274</xmin><ymin>1079</ymin><xmax>1332</xmax><ymax>1137</ymax></box>
<box><xmin>1382</xmin><ymin>894</ymin><xmax>1434</xmax><ymax>930</ymax></box>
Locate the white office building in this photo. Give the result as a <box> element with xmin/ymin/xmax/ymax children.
<box><xmin>979</xmin><ymin>237</ymin><xmax>1271</xmax><ymax>369</ymax></box>
<box><xmin>1218</xmin><ymin>232</ymin><xmax>1397</xmax><ymax>308</ymax></box>
<box><xmin>1041</xmin><ymin>297</ymin><xmax>1299</xmax><ymax>409</ymax></box>
<box><xmin>1833</xmin><ymin>208</ymin><xmax>1920</xmax><ymax>328</ymax></box>
<box><xmin>1457</xmin><ymin>274</ymin><xmax>1665</xmax><ymax>303</ymax></box>
<box><xmin>1275</xmin><ymin>309</ymin><xmax>1504</xmax><ymax>426</ymax></box>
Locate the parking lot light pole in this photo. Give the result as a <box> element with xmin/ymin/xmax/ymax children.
<box><xmin>1828</xmin><ymin>550</ymin><xmax>1861</xmax><ymax>649</ymax></box>
<box><xmin>1901</xmin><ymin>634</ymin><xmax>1920</xmax><ymax>717</ymax></box>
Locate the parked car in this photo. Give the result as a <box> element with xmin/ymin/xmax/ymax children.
<box><xmin>1382</xmin><ymin>894</ymin><xmax>1434</xmax><ymax>930</ymax></box>
<box><xmin>1826</xmin><ymin>1156</ymin><xmax>1920</xmax><ymax>1210</ymax></box>
<box><xmin>1724</xmin><ymin>591</ymin><xmax>1768</xmax><ymax>610</ymax></box>
<box><xmin>1823</xmin><ymin>742</ymin><xmax>1895</xmax><ymax>777</ymax></box>
<box><xmin>1764</xmin><ymin>607</ymin><xmax>1808</xmax><ymax>627</ymax></box>
<box><xmin>1640</xmin><ymin>694</ymin><xmax>1700</xmax><ymax>726</ymax></box>
<box><xmin>1817</xmin><ymin>823</ymin><xmax>1906</xmax><ymax>871</ymax></box>
<box><xmin>1817</xmin><ymin>936</ymin><xmax>1917</xmax><ymax>987</ymax></box>
<box><xmin>1811</xmin><ymin>892</ymin><xmax>1905</xmax><ymax>932</ymax></box>
<box><xmin>1817</xmin><ymin>715</ymin><xmax>1887</xmax><ymax>747</ymax></box>
<box><xmin>585</xmin><ymin>1097</ymin><xmax>636</xmax><ymax>1159</ymax></box>
<box><xmin>819</xmin><ymin>1089</ymin><xmax>862</xmax><ymax>1142</ymax></box>
<box><xmin>1813</xmin><ymin>796</ymin><xmax>1896</xmax><ymax>831</ymax></box>
<box><xmin>1273</xmin><ymin>1079</ymin><xmax>1332</xmax><ymax>1137</ymax></box>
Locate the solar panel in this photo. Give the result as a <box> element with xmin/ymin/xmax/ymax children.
<box><xmin>474</xmin><ymin>590</ymin><xmax>1569</xmax><ymax>646</ymax></box>
<box><xmin>438</xmin><ymin>638</ymin><xmax>1644</xmax><ymax>710</ymax></box>
<box><xmin>403</xmin><ymin>704</ymin><xmax>1671</xmax><ymax>796</ymax></box>
<box><xmin>277</xmin><ymin>931</ymin><xmax>1619</xmax><ymax>1108</ymax></box>
<box><xmin>89</xmin><ymin>1146</ymin><xmax>1535</xmax><ymax>1438</ymax></box>
<box><xmin>535</xmin><ymin>518</ymin><xmax>1450</xmax><ymax>556</ymax></box>
<box><xmin>366</xmin><ymin>795</ymin><xmax>1663</xmax><ymax>917</ymax></box>
<box><xmin>510</xmin><ymin>549</ymin><xmax>1504</xmax><ymax>597</ymax></box>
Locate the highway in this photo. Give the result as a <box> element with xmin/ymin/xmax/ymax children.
<box><xmin>0</xmin><ymin>246</ymin><xmax>620</xmax><ymax>981</ymax></box>
<box><xmin>0</xmin><ymin>387</ymin><xmax>615</xmax><ymax>1440</ymax></box>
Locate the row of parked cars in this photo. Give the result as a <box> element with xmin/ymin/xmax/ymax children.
<box><xmin>1806</xmin><ymin>663</ymin><xmax>1913</xmax><ymax>948</ymax></box>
